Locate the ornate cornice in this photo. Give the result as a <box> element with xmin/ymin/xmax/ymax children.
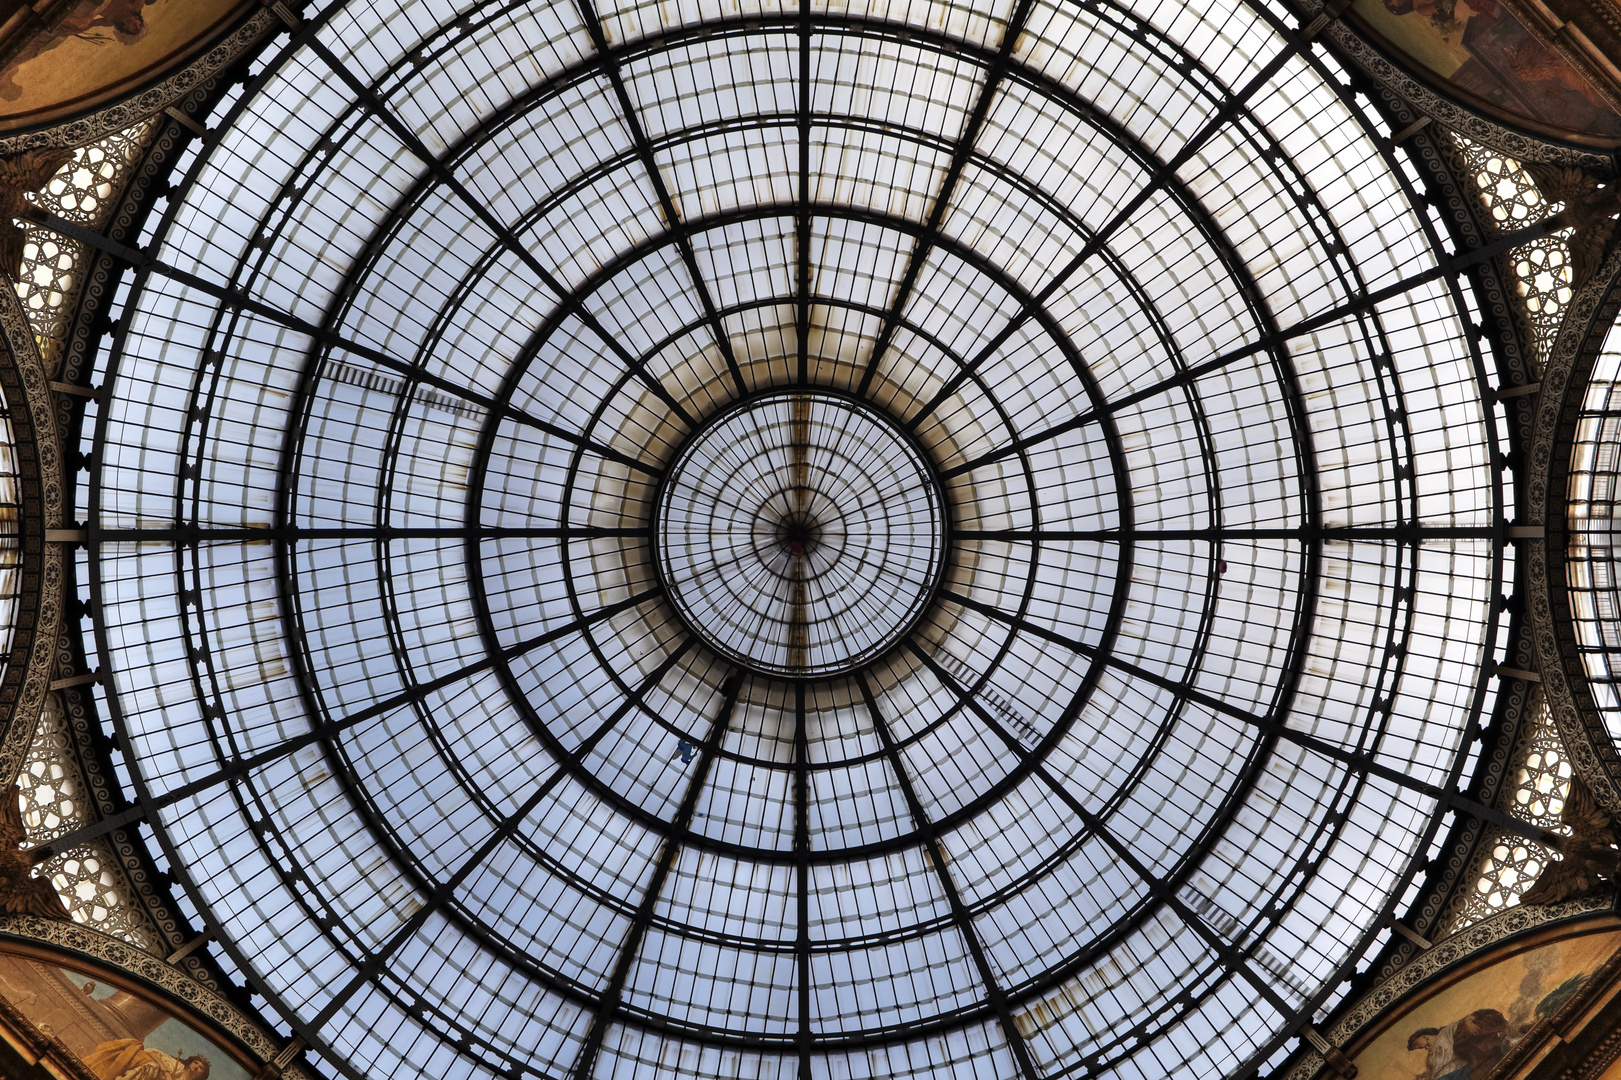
<box><xmin>0</xmin><ymin>987</ymin><xmax>102</xmax><ymax>1080</ymax></box>
<box><xmin>1561</xmin><ymin>1009</ymin><xmax>1621</xmax><ymax>1080</ymax></box>
<box><xmin>0</xmin><ymin>271</ymin><xmax>64</xmax><ymax>788</ymax></box>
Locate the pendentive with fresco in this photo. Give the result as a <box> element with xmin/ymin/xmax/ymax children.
<box><xmin>0</xmin><ymin>0</ymin><xmax>260</xmax><ymax>133</ymax></box>
<box><xmin>0</xmin><ymin>930</ymin><xmax>316</xmax><ymax>1080</ymax></box>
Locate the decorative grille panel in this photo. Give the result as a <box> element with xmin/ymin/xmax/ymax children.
<box><xmin>1446</xmin><ymin>692</ymin><xmax>1572</xmax><ymax>933</ymax></box>
<box><xmin>15</xmin><ymin>120</ymin><xmax>155</xmax><ymax>367</ymax></box>
<box><xmin>1450</xmin><ymin>134</ymin><xmax>1573</xmax><ymax>362</ymax></box>
<box><xmin>16</xmin><ymin>692</ymin><xmax>157</xmax><ymax>950</ymax></box>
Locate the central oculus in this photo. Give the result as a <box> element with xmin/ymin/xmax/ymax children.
<box><xmin>654</xmin><ymin>390</ymin><xmax>948</xmax><ymax>677</ymax></box>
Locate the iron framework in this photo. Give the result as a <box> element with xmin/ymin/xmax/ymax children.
<box><xmin>71</xmin><ymin>0</ymin><xmax>1518</xmax><ymax>1078</ymax></box>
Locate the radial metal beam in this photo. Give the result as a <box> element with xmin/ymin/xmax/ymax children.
<box><xmin>572</xmin><ymin>0</ymin><xmax>748</xmax><ymax>397</ymax></box>
<box><xmin>28</xmin><ymin>804</ymin><xmax>149</xmax><ymax>864</ymax></box>
<box><xmin>306</xmin><ymin>646</ymin><xmax>691</xmax><ymax>1031</ymax></box>
<box><xmin>30</xmin><ymin>638</ymin><xmax>694</xmax><ymax>876</ymax></box>
<box><xmin>90</xmin><ymin>525</ymin><xmax>647</xmax><ymax>543</ymax></box>
<box><xmin>298</xmin><ymin>36</ymin><xmax>705</xmax><ymax>425</ymax></box>
<box><xmin>568</xmin><ymin>672</ymin><xmax>744</xmax><ymax>1080</ymax></box>
<box><xmin>794</xmin><ymin>682</ymin><xmax>813</xmax><ymax>1080</ymax></box>
<box><xmin>954</xmin><ymin>525</ymin><xmax>1497</xmax><ymax>543</ymax></box>
<box><xmin>1105</xmin><ymin>643</ymin><xmax>1557</xmax><ymax>843</ymax></box>
<box><xmin>22</xmin><ymin>208</ymin><xmax>658</xmax><ymax>480</ymax></box>
<box><xmin>92</xmin><ymin>587</ymin><xmax>659</xmax><ymax>826</ymax></box>
<box><xmin>796</xmin><ymin>0</ymin><xmax>812</xmax><ymax>385</ymax></box>
<box><xmin>854</xmin><ymin>0</ymin><xmax>1039</xmax><ymax>396</ymax></box>
<box><xmin>912</xmin><ymin>646</ymin><xmax>1318</xmax><ymax>1021</ymax></box>
<box><xmin>308</xmin><ymin>774</ymin><xmax>568</xmax><ymax>1031</ymax></box>
<box><xmin>1086</xmin><ymin>804</ymin><xmax>1303</xmax><ymax>1020</ymax></box>
<box><xmin>854</xmin><ymin>672</ymin><xmax>1041</xmax><ymax>1080</ymax></box>
<box><xmin>935</xmin><ymin>259</ymin><xmax>1466</xmax><ymax>482</ymax></box>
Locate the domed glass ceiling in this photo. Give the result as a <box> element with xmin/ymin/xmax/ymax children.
<box><xmin>85</xmin><ymin>0</ymin><xmax>1508</xmax><ymax>1077</ymax></box>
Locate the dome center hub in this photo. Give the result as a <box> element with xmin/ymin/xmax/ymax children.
<box><xmin>654</xmin><ymin>390</ymin><xmax>946</xmax><ymax>677</ymax></box>
<box><xmin>777</xmin><ymin>510</ymin><xmax>821</xmax><ymax>559</ymax></box>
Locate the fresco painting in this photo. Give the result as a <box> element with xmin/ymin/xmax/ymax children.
<box><xmin>1350</xmin><ymin>928</ymin><xmax>1621</xmax><ymax>1080</ymax></box>
<box><xmin>0</xmin><ymin>949</ymin><xmax>250</xmax><ymax>1080</ymax></box>
<box><xmin>1350</xmin><ymin>0</ymin><xmax>1621</xmax><ymax>137</ymax></box>
<box><xmin>0</xmin><ymin>0</ymin><xmax>246</xmax><ymax>127</ymax></box>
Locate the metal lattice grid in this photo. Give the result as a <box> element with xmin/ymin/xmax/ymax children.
<box><xmin>16</xmin><ymin>694</ymin><xmax>87</xmax><ymax>841</ymax></box>
<box><xmin>654</xmin><ymin>390</ymin><xmax>946</xmax><ymax>677</ymax></box>
<box><xmin>1569</xmin><ymin>374</ymin><xmax>1621</xmax><ymax>745</ymax></box>
<box><xmin>79</xmin><ymin>1</ymin><xmax>1510</xmax><ymax>1079</ymax></box>
<box><xmin>38</xmin><ymin>840</ymin><xmax>161</xmax><ymax>949</ymax></box>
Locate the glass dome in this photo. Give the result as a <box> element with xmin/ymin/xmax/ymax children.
<box><xmin>85</xmin><ymin>0</ymin><xmax>1507</xmax><ymax>1078</ymax></box>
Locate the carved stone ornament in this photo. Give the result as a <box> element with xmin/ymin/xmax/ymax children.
<box><xmin>1520</xmin><ymin>776</ymin><xmax>1621</xmax><ymax>904</ymax></box>
<box><xmin>0</xmin><ymin>268</ymin><xmax>67</xmax><ymax>790</ymax></box>
<box><xmin>0</xmin><ymin>780</ymin><xmax>64</xmax><ymax>917</ymax></box>
<box><xmin>0</xmin><ymin>147</ymin><xmax>74</xmax><ymax>280</ymax></box>
<box><xmin>0</xmin><ymin>913</ymin><xmax>312</xmax><ymax>1080</ymax></box>
<box><xmin>1281</xmin><ymin>892</ymin><xmax>1615</xmax><ymax>1080</ymax></box>
<box><xmin>1527</xmin><ymin>242</ymin><xmax>1621</xmax><ymax>820</ymax></box>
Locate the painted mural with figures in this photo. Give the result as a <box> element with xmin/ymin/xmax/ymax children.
<box><xmin>0</xmin><ymin>946</ymin><xmax>250</xmax><ymax>1080</ymax></box>
<box><xmin>1348</xmin><ymin>927</ymin><xmax>1621</xmax><ymax>1080</ymax></box>
<box><xmin>0</xmin><ymin>0</ymin><xmax>249</xmax><ymax>130</ymax></box>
